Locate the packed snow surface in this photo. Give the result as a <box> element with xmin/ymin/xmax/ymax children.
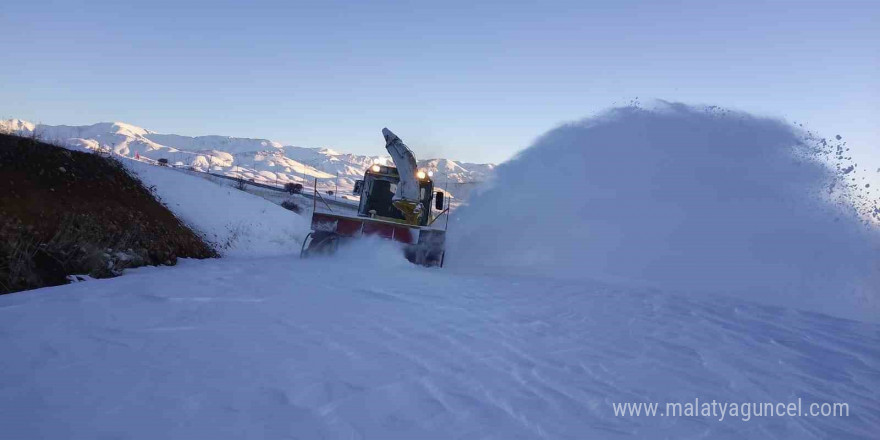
<box><xmin>1</xmin><ymin>245</ymin><xmax>878</xmax><ymax>439</ymax></box>
<box><xmin>450</xmin><ymin>103</ymin><xmax>880</xmax><ymax>322</ymax></box>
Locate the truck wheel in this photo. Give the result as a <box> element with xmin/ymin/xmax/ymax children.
<box><xmin>305</xmin><ymin>231</ymin><xmax>340</xmax><ymax>256</ymax></box>
<box><xmin>300</xmin><ymin>232</ymin><xmax>314</xmax><ymax>258</ymax></box>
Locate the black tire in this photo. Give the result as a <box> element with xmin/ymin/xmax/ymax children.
<box><xmin>300</xmin><ymin>232</ymin><xmax>314</xmax><ymax>259</ymax></box>
<box><xmin>420</xmin><ymin>247</ymin><xmax>445</xmax><ymax>267</ymax></box>
<box><xmin>305</xmin><ymin>231</ymin><xmax>340</xmax><ymax>257</ymax></box>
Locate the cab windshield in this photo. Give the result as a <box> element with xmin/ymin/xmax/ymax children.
<box><xmin>360</xmin><ymin>176</ymin><xmax>433</xmax><ymax>225</ymax></box>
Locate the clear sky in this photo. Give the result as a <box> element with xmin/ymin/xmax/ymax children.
<box><xmin>1</xmin><ymin>0</ymin><xmax>877</xmax><ymax>168</ymax></box>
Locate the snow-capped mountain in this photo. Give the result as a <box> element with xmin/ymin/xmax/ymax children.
<box><xmin>0</xmin><ymin>119</ymin><xmax>494</xmax><ymax>201</ymax></box>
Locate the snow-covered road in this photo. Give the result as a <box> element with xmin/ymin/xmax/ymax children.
<box><xmin>2</xmin><ymin>247</ymin><xmax>877</xmax><ymax>439</ymax></box>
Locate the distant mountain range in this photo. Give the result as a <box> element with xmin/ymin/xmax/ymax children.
<box><xmin>0</xmin><ymin>119</ymin><xmax>494</xmax><ymax>202</ymax></box>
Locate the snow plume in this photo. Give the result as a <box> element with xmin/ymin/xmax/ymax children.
<box><xmin>449</xmin><ymin>102</ymin><xmax>880</xmax><ymax>322</ymax></box>
<box><xmin>311</xmin><ymin>235</ymin><xmax>413</xmax><ymax>273</ymax></box>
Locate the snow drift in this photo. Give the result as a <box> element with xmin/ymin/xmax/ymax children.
<box><xmin>449</xmin><ymin>102</ymin><xmax>880</xmax><ymax>322</ymax></box>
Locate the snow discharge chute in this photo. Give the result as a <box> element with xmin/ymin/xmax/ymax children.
<box><xmin>382</xmin><ymin>127</ymin><xmax>422</xmax><ymax>225</ymax></box>
<box><xmin>448</xmin><ymin>102</ymin><xmax>879</xmax><ymax>322</ymax></box>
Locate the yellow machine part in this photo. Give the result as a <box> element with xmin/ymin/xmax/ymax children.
<box><xmin>392</xmin><ymin>200</ymin><xmax>423</xmax><ymax>226</ymax></box>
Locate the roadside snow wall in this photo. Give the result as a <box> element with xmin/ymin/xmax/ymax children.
<box><xmin>448</xmin><ymin>102</ymin><xmax>880</xmax><ymax>322</ymax></box>
<box><xmin>126</xmin><ymin>160</ymin><xmax>310</xmax><ymax>258</ymax></box>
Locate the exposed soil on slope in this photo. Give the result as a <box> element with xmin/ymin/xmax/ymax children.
<box><xmin>0</xmin><ymin>133</ymin><xmax>217</xmax><ymax>294</ymax></box>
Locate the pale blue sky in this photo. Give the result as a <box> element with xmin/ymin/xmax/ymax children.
<box><xmin>1</xmin><ymin>0</ymin><xmax>877</xmax><ymax>167</ymax></box>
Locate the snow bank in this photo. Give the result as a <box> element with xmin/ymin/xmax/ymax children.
<box><xmin>125</xmin><ymin>160</ymin><xmax>310</xmax><ymax>257</ymax></box>
<box><xmin>449</xmin><ymin>102</ymin><xmax>880</xmax><ymax>322</ymax></box>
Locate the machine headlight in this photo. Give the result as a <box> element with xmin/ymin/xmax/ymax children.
<box><xmin>371</xmin><ymin>164</ymin><xmax>381</xmax><ymax>173</ymax></box>
<box><xmin>416</xmin><ymin>170</ymin><xmax>427</xmax><ymax>180</ymax></box>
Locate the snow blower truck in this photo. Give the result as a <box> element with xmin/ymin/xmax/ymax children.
<box><xmin>300</xmin><ymin>128</ymin><xmax>448</xmax><ymax>266</ymax></box>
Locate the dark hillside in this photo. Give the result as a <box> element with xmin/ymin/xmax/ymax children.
<box><xmin>0</xmin><ymin>133</ymin><xmax>217</xmax><ymax>294</ymax></box>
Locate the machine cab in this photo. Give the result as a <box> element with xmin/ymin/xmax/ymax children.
<box><xmin>353</xmin><ymin>164</ymin><xmax>441</xmax><ymax>226</ymax></box>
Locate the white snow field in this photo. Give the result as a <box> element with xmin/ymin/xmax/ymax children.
<box><xmin>2</xmin><ymin>103</ymin><xmax>879</xmax><ymax>438</ymax></box>
<box><xmin>124</xmin><ymin>159</ymin><xmax>309</xmax><ymax>257</ymax></box>
<box><xmin>1</xmin><ymin>244</ymin><xmax>878</xmax><ymax>439</ymax></box>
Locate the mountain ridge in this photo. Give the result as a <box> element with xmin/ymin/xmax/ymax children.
<box><xmin>1</xmin><ymin>118</ymin><xmax>494</xmax><ymax>201</ymax></box>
